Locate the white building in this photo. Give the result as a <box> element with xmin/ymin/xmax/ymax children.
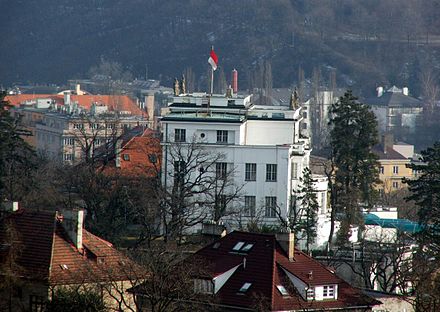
<box><xmin>160</xmin><ymin>91</ymin><xmax>328</xmax><ymax>232</ymax></box>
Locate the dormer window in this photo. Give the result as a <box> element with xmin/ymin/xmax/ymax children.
<box><xmin>322</xmin><ymin>285</ymin><xmax>336</xmax><ymax>299</ymax></box>
<box><xmin>239</xmin><ymin>282</ymin><xmax>252</xmax><ymax>293</ymax></box>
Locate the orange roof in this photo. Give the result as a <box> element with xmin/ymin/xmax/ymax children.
<box><xmin>5</xmin><ymin>94</ymin><xmax>144</xmax><ymax>116</ymax></box>
<box><xmin>0</xmin><ymin>209</ymin><xmax>143</xmax><ymax>285</ymax></box>
<box><xmin>119</xmin><ymin>129</ymin><xmax>162</xmax><ymax>177</ymax></box>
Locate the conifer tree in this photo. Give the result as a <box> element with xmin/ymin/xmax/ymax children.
<box><xmin>328</xmin><ymin>90</ymin><xmax>379</xmax><ymax>245</ymax></box>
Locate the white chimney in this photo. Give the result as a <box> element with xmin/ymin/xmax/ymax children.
<box><xmin>64</xmin><ymin>92</ymin><xmax>71</xmax><ymax>105</ymax></box>
<box><xmin>145</xmin><ymin>93</ymin><xmax>155</xmax><ymax>122</ymax></box>
<box><xmin>2</xmin><ymin>201</ymin><xmax>19</xmax><ymax>212</ymax></box>
<box><xmin>376</xmin><ymin>86</ymin><xmax>384</xmax><ymax>97</ymax></box>
<box><xmin>75</xmin><ymin>84</ymin><xmax>81</xmax><ymax>95</ymax></box>
<box><xmin>276</xmin><ymin>232</ymin><xmax>295</xmax><ymax>261</ymax></box>
<box><xmin>403</xmin><ymin>87</ymin><xmax>409</xmax><ymax>96</ymax></box>
<box><xmin>60</xmin><ymin>209</ymin><xmax>84</xmax><ymax>250</ymax></box>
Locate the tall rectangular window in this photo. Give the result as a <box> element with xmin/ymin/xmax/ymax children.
<box><xmin>393</xmin><ymin>166</ymin><xmax>399</xmax><ymax>174</ymax></box>
<box><xmin>291</xmin><ymin>162</ymin><xmax>298</xmax><ymax>179</ymax></box>
<box><xmin>175</xmin><ymin>129</ymin><xmax>186</xmax><ymax>142</ymax></box>
<box><xmin>265</xmin><ymin>196</ymin><xmax>277</xmax><ymax>218</ymax></box>
<box><xmin>379</xmin><ymin>166</ymin><xmax>384</xmax><ymax>174</ymax></box>
<box><xmin>266</xmin><ymin>164</ymin><xmax>277</xmax><ymax>182</ymax></box>
<box><xmin>244</xmin><ymin>196</ymin><xmax>256</xmax><ymax>217</ymax></box>
<box><xmin>216</xmin><ymin>162</ymin><xmax>228</xmax><ymax>179</ymax></box>
<box><xmin>245</xmin><ymin>163</ymin><xmax>257</xmax><ymax>181</ymax></box>
<box><xmin>174</xmin><ymin>160</ymin><xmax>186</xmax><ymax>185</ymax></box>
<box><xmin>217</xmin><ymin>130</ymin><xmax>228</xmax><ymax>143</ymax></box>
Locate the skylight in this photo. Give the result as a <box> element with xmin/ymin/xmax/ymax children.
<box><xmin>232</xmin><ymin>241</ymin><xmax>245</xmax><ymax>251</ymax></box>
<box><xmin>241</xmin><ymin>243</ymin><xmax>254</xmax><ymax>252</ymax></box>
<box><xmin>212</xmin><ymin>242</ymin><xmax>221</xmax><ymax>249</ymax></box>
<box><xmin>276</xmin><ymin>285</ymin><xmax>289</xmax><ymax>296</ymax></box>
<box><xmin>239</xmin><ymin>282</ymin><xmax>252</xmax><ymax>293</ymax></box>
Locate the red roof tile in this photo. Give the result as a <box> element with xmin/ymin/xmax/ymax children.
<box><xmin>5</xmin><ymin>94</ymin><xmax>144</xmax><ymax>116</ymax></box>
<box><xmin>191</xmin><ymin>231</ymin><xmax>379</xmax><ymax>311</ymax></box>
<box><xmin>0</xmin><ymin>209</ymin><xmax>142</xmax><ymax>285</ymax></box>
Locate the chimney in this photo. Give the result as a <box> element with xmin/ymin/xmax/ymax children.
<box><xmin>226</xmin><ymin>85</ymin><xmax>233</xmax><ymax>98</ymax></box>
<box><xmin>75</xmin><ymin>84</ymin><xmax>81</xmax><ymax>95</ymax></box>
<box><xmin>60</xmin><ymin>209</ymin><xmax>84</xmax><ymax>250</ymax></box>
<box><xmin>145</xmin><ymin>93</ymin><xmax>155</xmax><ymax>122</ymax></box>
<box><xmin>232</xmin><ymin>69</ymin><xmax>238</xmax><ymax>93</ymax></box>
<box><xmin>64</xmin><ymin>92</ymin><xmax>71</xmax><ymax>106</ymax></box>
<box><xmin>376</xmin><ymin>86</ymin><xmax>384</xmax><ymax>97</ymax></box>
<box><xmin>382</xmin><ymin>133</ymin><xmax>394</xmax><ymax>154</ymax></box>
<box><xmin>402</xmin><ymin>86</ymin><xmax>409</xmax><ymax>96</ymax></box>
<box><xmin>276</xmin><ymin>232</ymin><xmax>295</xmax><ymax>261</ymax></box>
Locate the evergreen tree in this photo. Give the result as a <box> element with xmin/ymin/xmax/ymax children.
<box><xmin>406</xmin><ymin>142</ymin><xmax>440</xmax><ymax>249</ymax></box>
<box><xmin>0</xmin><ymin>91</ymin><xmax>36</xmax><ymax>201</ymax></box>
<box><xmin>328</xmin><ymin>90</ymin><xmax>380</xmax><ymax>245</ymax></box>
<box><xmin>293</xmin><ymin>167</ymin><xmax>319</xmax><ymax>253</ymax></box>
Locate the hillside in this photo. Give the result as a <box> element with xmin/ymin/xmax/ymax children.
<box><xmin>2</xmin><ymin>0</ymin><xmax>440</xmax><ymax>96</ymax></box>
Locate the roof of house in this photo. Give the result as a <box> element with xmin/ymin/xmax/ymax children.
<box><xmin>365</xmin><ymin>92</ymin><xmax>422</xmax><ymax>108</ymax></box>
<box><xmin>190</xmin><ymin>231</ymin><xmax>379</xmax><ymax>311</ymax></box>
<box><xmin>5</xmin><ymin>94</ymin><xmax>144</xmax><ymax>116</ymax></box>
<box><xmin>0</xmin><ymin>209</ymin><xmax>141</xmax><ymax>285</ymax></box>
<box><xmin>372</xmin><ymin>145</ymin><xmax>408</xmax><ymax>160</ymax></box>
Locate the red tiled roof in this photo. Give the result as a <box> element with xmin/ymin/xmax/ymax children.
<box><xmin>119</xmin><ymin>128</ymin><xmax>161</xmax><ymax>177</ymax></box>
<box><xmin>191</xmin><ymin>231</ymin><xmax>379</xmax><ymax>311</ymax></box>
<box><xmin>5</xmin><ymin>94</ymin><xmax>144</xmax><ymax>116</ymax></box>
<box><xmin>0</xmin><ymin>209</ymin><xmax>142</xmax><ymax>285</ymax></box>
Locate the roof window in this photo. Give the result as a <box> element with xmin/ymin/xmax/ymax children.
<box><xmin>60</xmin><ymin>264</ymin><xmax>69</xmax><ymax>270</ymax></box>
<box><xmin>276</xmin><ymin>285</ymin><xmax>289</xmax><ymax>296</ymax></box>
<box><xmin>241</xmin><ymin>243</ymin><xmax>254</xmax><ymax>252</ymax></box>
<box><xmin>232</xmin><ymin>242</ymin><xmax>245</xmax><ymax>251</ymax></box>
<box><xmin>212</xmin><ymin>242</ymin><xmax>221</xmax><ymax>249</ymax></box>
<box><xmin>239</xmin><ymin>282</ymin><xmax>252</xmax><ymax>293</ymax></box>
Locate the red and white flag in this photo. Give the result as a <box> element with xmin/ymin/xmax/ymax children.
<box><xmin>208</xmin><ymin>48</ymin><xmax>218</xmax><ymax>71</ymax></box>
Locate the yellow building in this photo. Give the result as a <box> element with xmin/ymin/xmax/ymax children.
<box><xmin>373</xmin><ymin>142</ymin><xmax>414</xmax><ymax>194</ymax></box>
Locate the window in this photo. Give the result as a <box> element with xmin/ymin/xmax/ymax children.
<box><xmin>379</xmin><ymin>166</ymin><xmax>384</xmax><ymax>174</ymax></box>
<box><xmin>241</xmin><ymin>243</ymin><xmax>254</xmax><ymax>252</ymax></box>
<box><xmin>244</xmin><ymin>196</ymin><xmax>256</xmax><ymax>217</ymax></box>
<box><xmin>90</xmin><ymin>123</ymin><xmax>100</xmax><ymax>129</ymax></box>
<box><xmin>216</xmin><ymin>162</ymin><xmax>228</xmax><ymax>179</ymax></box>
<box><xmin>194</xmin><ymin>279</ymin><xmax>214</xmax><ymax>294</ymax></box>
<box><xmin>175</xmin><ymin>128</ymin><xmax>186</xmax><ymax>142</ymax></box>
<box><xmin>277</xmin><ymin>285</ymin><xmax>289</xmax><ymax>296</ymax></box>
<box><xmin>123</xmin><ymin>154</ymin><xmax>130</xmax><ymax>161</ymax></box>
<box><xmin>63</xmin><ymin>154</ymin><xmax>74</xmax><ymax>161</ymax></box>
<box><xmin>303</xmin><ymin>111</ymin><xmax>308</xmax><ymax>118</ymax></box>
<box><xmin>30</xmin><ymin>295</ymin><xmax>45</xmax><ymax>312</ymax></box>
<box><xmin>239</xmin><ymin>282</ymin><xmax>252</xmax><ymax>293</ymax></box>
<box><xmin>217</xmin><ymin>130</ymin><xmax>228</xmax><ymax>143</ymax></box>
<box><xmin>301</xmin><ymin>123</ymin><xmax>307</xmax><ymax>129</ymax></box>
<box><xmin>266</xmin><ymin>164</ymin><xmax>277</xmax><ymax>182</ymax></box>
<box><xmin>148</xmin><ymin>154</ymin><xmax>157</xmax><ymax>164</ymax></box>
<box><xmin>265</xmin><ymin>196</ymin><xmax>277</xmax><ymax>218</ymax></box>
<box><xmin>291</xmin><ymin>162</ymin><xmax>298</xmax><ymax>179</ymax></box>
<box><xmin>174</xmin><ymin>160</ymin><xmax>186</xmax><ymax>185</ymax></box>
<box><xmin>245</xmin><ymin>163</ymin><xmax>257</xmax><ymax>181</ymax></box>
<box><xmin>232</xmin><ymin>242</ymin><xmax>245</xmax><ymax>251</ymax></box>
<box><xmin>306</xmin><ymin>287</ymin><xmax>315</xmax><ymax>300</ymax></box>
<box><xmin>73</xmin><ymin>123</ymin><xmax>84</xmax><ymax>130</ymax></box>
<box><xmin>322</xmin><ymin>285</ymin><xmax>335</xmax><ymax>298</ymax></box>
<box><xmin>106</xmin><ymin>123</ymin><xmax>115</xmax><ymax>129</ymax></box>
<box><xmin>63</xmin><ymin>138</ymin><xmax>75</xmax><ymax>145</ymax></box>
<box><xmin>393</xmin><ymin>181</ymin><xmax>399</xmax><ymax>189</ymax></box>
<box><xmin>393</xmin><ymin>166</ymin><xmax>399</xmax><ymax>174</ymax></box>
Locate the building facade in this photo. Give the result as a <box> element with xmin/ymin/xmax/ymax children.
<box><xmin>160</xmin><ymin>92</ymin><xmax>328</xmax><ymax>231</ymax></box>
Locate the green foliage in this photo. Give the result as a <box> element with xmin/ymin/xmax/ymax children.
<box><xmin>328</xmin><ymin>90</ymin><xmax>379</xmax><ymax>243</ymax></box>
<box><xmin>293</xmin><ymin>167</ymin><xmax>319</xmax><ymax>253</ymax></box>
<box><xmin>406</xmin><ymin>142</ymin><xmax>440</xmax><ymax>249</ymax></box>
<box><xmin>0</xmin><ymin>91</ymin><xmax>37</xmax><ymax>201</ymax></box>
<box><xmin>46</xmin><ymin>287</ymin><xmax>106</xmax><ymax>312</ymax></box>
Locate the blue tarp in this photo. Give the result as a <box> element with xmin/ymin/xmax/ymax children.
<box><xmin>364</xmin><ymin>213</ymin><xmax>422</xmax><ymax>233</ymax></box>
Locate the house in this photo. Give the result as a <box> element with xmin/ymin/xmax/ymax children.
<box><xmin>365</xmin><ymin>86</ymin><xmax>423</xmax><ymax>137</ymax></box>
<box><xmin>160</xmin><ymin>90</ymin><xmax>328</xmax><ymax>232</ymax></box>
<box><xmin>0</xmin><ymin>203</ymin><xmax>142</xmax><ymax>311</ymax></box>
<box><xmin>116</xmin><ymin>128</ymin><xmax>161</xmax><ymax>177</ymax></box>
<box><xmin>134</xmin><ymin>231</ymin><xmax>380</xmax><ymax>311</ymax></box>
<box><xmin>372</xmin><ymin>135</ymin><xmax>414</xmax><ymax>194</ymax></box>
<box><xmin>35</xmin><ymin>104</ymin><xmax>149</xmax><ymax>164</ymax></box>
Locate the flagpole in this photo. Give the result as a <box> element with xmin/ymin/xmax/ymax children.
<box><xmin>210</xmin><ymin>66</ymin><xmax>214</xmax><ymax>95</ymax></box>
